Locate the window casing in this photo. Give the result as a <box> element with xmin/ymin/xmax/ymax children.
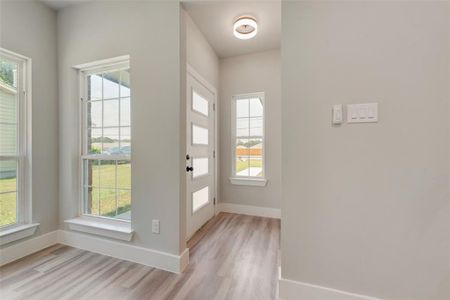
<box><xmin>231</xmin><ymin>92</ymin><xmax>265</xmax><ymax>181</ymax></box>
<box><xmin>0</xmin><ymin>48</ymin><xmax>32</xmax><ymax>230</ymax></box>
<box><xmin>79</xmin><ymin>58</ymin><xmax>131</xmax><ymax>222</ymax></box>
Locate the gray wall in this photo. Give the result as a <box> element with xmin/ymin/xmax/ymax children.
<box><xmin>0</xmin><ymin>0</ymin><xmax>59</xmax><ymax>244</ymax></box>
<box><xmin>282</xmin><ymin>2</ymin><xmax>450</xmax><ymax>300</ymax></box>
<box><xmin>57</xmin><ymin>1</ymin><xmax>182</xmax><ymax>255</ymax></box>
<box><xmin>220</xmin><ymin>49</ymin><xmax>281</xmax><ymax>209</ymax></box>
<box><xmin>184</xmin><ymin>9</ymin><xmax>219</xmax><ymax>89</ymax></box>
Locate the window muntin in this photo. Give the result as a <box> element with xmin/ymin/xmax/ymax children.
<box><xmin>81</xmin><ymin>62</ymin><xmax>131</xmax><ymax>221</ymax></box>
<box><xmin>233</xmin><ymin>93</ymin><xmax>264</xmax><ymax>179</ymax></box>
<box><xmin>0</xmin><ymin>49</ymin><xmax>31</xmax><ymax>229</ymax></box>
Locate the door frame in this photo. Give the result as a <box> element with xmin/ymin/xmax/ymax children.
<box><xmin>186</xmin><ymin>64</ymin><xmax>218</xmax><ymax>240</ymax></box>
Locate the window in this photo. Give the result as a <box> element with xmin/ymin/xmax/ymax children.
<box><xmin>79</xmin><ymin>58</ymin><xmax>131</xmax><ymax>221</ymax></box>
<box><xmin>231</xmin><ymin>92</ymin><xmax>266</xmax><ymax>185</ymax></box>
<box><xmin>0</xmin><ymin>48</ymin><xmax>31</xmax><ymax>229</ymax></box>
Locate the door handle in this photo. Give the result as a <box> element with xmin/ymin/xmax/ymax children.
<box><xmin>186</xmin><ymin>166</ymin><xmax>194</xmax><ymax>172</ymax></box>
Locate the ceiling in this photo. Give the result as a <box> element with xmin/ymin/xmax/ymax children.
<box><xmin>183</xmin><ymin>0</ymin><xmax>281</xmax><ymax>58</ymax></box>
<box><xmin>40</xmin><ymin>0</ymin><xmax>90</xmax><ymax>10</ymax></box>
<box><xmin>40</xmin><ymin>0</ymin><xmax>281</xmax><ymax>58</ymax></box>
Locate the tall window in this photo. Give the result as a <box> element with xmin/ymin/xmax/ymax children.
<box><xmin>232</xmin><ymin>93</ymin><xmax>265</xmax><ymax>179</ymax></box>
<box><xmin>79</xmin><ymin>58</ymin><xmax>131</xmax><ymax>221</ymax></box>
<box><xmin>0</xmin><ymin>49</ymin><xmax>31</xmax><ymax>229</ymax></box>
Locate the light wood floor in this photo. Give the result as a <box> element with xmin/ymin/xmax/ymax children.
<box><xmin>0</xmin><ymin>213</ymin><xmax>280</xmax><ymax>300</ymax></box>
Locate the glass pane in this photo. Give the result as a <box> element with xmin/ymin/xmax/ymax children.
<box><xmin>120</xmin><ymin>127</ymin><xmax>131</xmax><ymax>152</ymax></box>
<box><xmin>120</xmin><ymin>97</ymin><xmax>130</xmax><ymax>126</ymax></box>
<box><xmin>117</xmin><ymin>160</ymin><xmax>131</xmax><ymax>189</ymax></box>
<box><xmin>0</xmin><ymin>160</ymin><xmax>17</xmax><ymax>227</ymax></box>
<box><xmin>250</xmin><ymin>116</ymin><xmax>263</xmax><ymax>137</ymax></box>
<box><xmin>103</xmin><ymin>99</ymin><xmax>119</xmax><ymax>127</ymax></box>
<box><xmin>236</xmin><ymin>156</ymin><xmax>250</xmax><ymax>176</ymax></box>
<box><xmin>88</xmin><ymin>128</ymin><xmax>102</xmax><ymax>154</ymax></box>
<box><xmin>99</xmin><ymin>160</ymin><xmax>116</xmax><ymax>188</ymax></box>
<box><xmin>84</xmin><ymin>186</ymin><xmax>99</xmax><ymax>215</ymax></box>
<box><xmin>120</xmin><ymin>69</ymin><xmax>130</xmax><ymax>98</ymax></box>
<box><xmin>193</xmin><ymin>157</ymin><xmax>208</xmax><ymax>178</ymax></box>
<box><xmin>236</xmin><ymin>117</ymin><xmax>249</xmax><ymax>137</ymax></box>
<box><xmin>192</xmin><ymin>90</ymin><xmax>208</xmax><ymax>116</ymax></box>
<box><xmin>249</xmin><ymin>156</ymin><xmax>263</xmax><ymax>177</ymax></box>
<box><xmin>0</xmin><ymin>58</ymin><xmax>18</xmax><ymax>87</ymax></box>
<box><xmin>87</xmin><ymin>100</ymin><xmax>102</xmax><ymax>128</ymax></box>
<box><xmin>116</xmin><ymin>189</ymin><xmax>131</xmax><ymax>220</ymax></box>
<box><xmin>88</xmin><ymin>74</ymin><xmax>102</xmax><ymax>101</ymax></box>
<box><xmin>102</xmin><ymin>127</ymin><xmax>119</xmax><ymax>155</ymax></box>
<box><xmin>0</xmin><ymin>192</ymin><xmax>17</xmax><ymax>227</ymax></box>
<box><xmin>236</xmin><ymin>99</ymin><xmax>249</xmax><ymax>118</ymax></box>
<box><xmin>249</xmin><ymin>98</ymin><xmax>263</xmax><ymax>117</ymax></box>
<box><xmin>103</xmin><ymin>71</ymin><xmax>120</xmax><ymax>99</ymax></box>
<box><xmin>0</xmin><ymin>123</ymin><xmax>17</xmax><ymax>155</ymax></box>
<box><xmin>99</xmin><ymin>188</ymin><xmax>117</xmax><ymax>217</ymax></box>
<box><xmin>192</xmin><ymin>186</ymin><xmax>209</xmax><ymax>213</ymax></box>
<box><xmin>192</xmin><ymin>124</ymin><xmax>208</xmax><ymax>145</ymax></box>
<box><xmin>0</xmin><ymin>84</ymin><xmax>17</xmax><ymax>124</ymax></box>
<box><xmin>236</xmin><ymin>138</ymin><xmax>250</xmax><ymax>156</ymax></box>
<box><xmin>84</xmin><ymin>159</ymin><xmax>99</xmax><ymax>187</ymax></box>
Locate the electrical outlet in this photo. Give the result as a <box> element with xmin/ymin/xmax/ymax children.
<box><xmin>152</xmin><ymin>219</ymin><xmax>160</xmax><ymax>234</ymax></box>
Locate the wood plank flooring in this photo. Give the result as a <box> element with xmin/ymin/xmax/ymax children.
<box><xmin>0</xmin><ymin>213</ymin><xmax>280</xmax><ymax>300</ymax></box>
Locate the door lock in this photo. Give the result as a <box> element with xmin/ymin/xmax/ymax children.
<box><xmin>186</xmin><ymin>166</ymin><xmax>194</xmax><ymax>172</ymax></box>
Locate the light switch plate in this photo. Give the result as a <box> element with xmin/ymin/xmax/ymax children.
<box><xmin>347</xmin><ymin>103</ymin><xmax>378</xmax><ymax>123</ymax></box>
<box><xmin>152</xmin><ymin>219</ymin><xmax>160</xmax><ymax>234</ymax></box>
<box><xmin>332</xmin><ymin>104</ymin><xmax>343</xmax><ymax>124</ymax></box>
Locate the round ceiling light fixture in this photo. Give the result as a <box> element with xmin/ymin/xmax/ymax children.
<box><xmin>233</xmin><ymin>16</ymin><xmax>258</xmax><ymax>40</ymax></box>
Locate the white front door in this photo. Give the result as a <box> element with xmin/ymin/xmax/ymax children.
<box><xmin>186</xmin><ymin>70</ymin><xmax>216</xmax><ymax>239</ymax></box>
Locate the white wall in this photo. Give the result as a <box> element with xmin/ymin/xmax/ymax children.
<box><xmin>220</xmin><ymin>49</ymin><xmax>281</xmax><ymax>209</ymax></box>
<box><xmin>57</xmin><ymin>1</ymin><xmax>182</xmax><ymax>255</ymax></box>
<box><xmin>184</xmin><ymin>9</ymin><xmax>219</xmax><ymax>89</ymax></box>
<box><xmin>0</xmin><ymin>0</ymin><xmax>59</xmax><ymax>245</ymax></box>
<box><xmin>282</xmin><ymin>2</ymin><xmax>450</xmax><ymax>300</ymax></box>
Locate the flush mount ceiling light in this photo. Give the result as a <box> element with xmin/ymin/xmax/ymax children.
<box><xmin>233</xmin><ymin>16</ymin><xmax>258</xmax><ymax>40</ymax></box>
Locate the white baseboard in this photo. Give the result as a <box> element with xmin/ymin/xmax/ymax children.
<box><xmin>0</xmin><ymin>229</ymin><xmax>189</xmax><ymax>274</ymax></box>
<box><xmin>58</xmin><ymin>230</ymin><xmax>188</xmax><ymax>274</ymax></box>
<box><xmin>218</xmin><ymin>202</ymin><xmax>281</xmax><ymax>219</ymax></box>
<box><xmin>0</xmin><ymin>230</ymin><xmax>58</xmax><ymax>266</ymax></box>
<box><xmin>279</xmin><ymin>277</ymin><xmax>383</xmax><ymax>300</ymax></box>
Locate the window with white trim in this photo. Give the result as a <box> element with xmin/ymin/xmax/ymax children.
<box><xmin>79</xmin><ymin>59</ymin><xmax>131</xmax><ymax>221</ymax></box>
<box><xmin>0</xmin><ymin>49</ymin><xmax>31</xmax><ymax>229</ymax></box>
<box><xmin>232</xmin><ymin>93</ymin><xmax>265</xmax><ymax>180</ymax></box>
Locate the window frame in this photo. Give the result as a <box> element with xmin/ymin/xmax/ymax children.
<box><xmin>0</xmin><ymin>48</ymin><xmax>32</xmax><ymax>231</ymax></box>
<box><xmin>230</xmin><ymin>92</ymin><xmax>267</xmax><ymax>186</ymax></box>
<box><xmin>76</xmin><ymin>56</ymin><xmax>131</xmax><ymax>223</ymax></box>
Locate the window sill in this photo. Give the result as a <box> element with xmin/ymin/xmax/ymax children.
<box><xmin>229</xmin><ymin>177</ymin><xmax>268</xmax><ymax>187</ymax></box>
<box><xmin>65</xmin><ymin>218</ymin><xmax>134</xmax><ymax>241</ymax></box>
<box><xmin>0</xmin><ymin>223</ymin><xmax>40</xmax><ymax>246</ymax></box>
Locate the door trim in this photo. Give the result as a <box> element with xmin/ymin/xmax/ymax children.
<box><xmin>186</xmin><ymin>64</ymin><xmax>218</xmax><ymax>235</ymax></box>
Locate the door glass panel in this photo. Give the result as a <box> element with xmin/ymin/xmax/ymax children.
<box><xmin>192</xmin><ymin>124</ymin><xmax>208</xmax><ymax>145</ymax></box>
<box><xmin>193</xmin><ymin>157</ymin><xmax>208</xmax><ymax>178</ymax></box>
<box><xmin>192</xmin><ymin>90</ymin><xmax>208</xmax><ymax>116</ymax></box>
<box><xmin>192</xmin><ymin>186</ymin><xmax>209</xmax><ymax>213</ymax></box>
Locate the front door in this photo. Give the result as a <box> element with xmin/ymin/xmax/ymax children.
<box><xmin>186</xmin><ymin>70</ymin><xmax>215</xmax><ymax>239</ymax></box>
